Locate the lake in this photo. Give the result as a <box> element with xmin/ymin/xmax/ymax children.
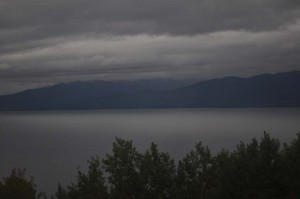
<box><xmin>1</xmin><ymin>108</ymin><xmax>300</xmax><ymax>195</ymax></box>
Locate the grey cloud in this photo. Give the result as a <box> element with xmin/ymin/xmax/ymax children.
<box><xmin>1</xmin><ymin>0</ymin><xmax>300</xmax><ymax>40</ymax></box>
<box><xmin>1</xmin><ymin>0</ymin><xmax>300</xmax><ymax>94</ymax></box>
<box><xmin>1</xmin><ymin>21</ymin><xmax>300</xmax><ymax>79</ymax></box>
<box><xmin>1</xmin><ymin>0</ymin><xmax>300</xmax><ymax>51</ymax></box>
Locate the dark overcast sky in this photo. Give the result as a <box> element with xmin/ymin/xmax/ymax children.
<box><xmin>0</xmin><ymin>0</ymin><xmax>300</xmax><ymax>94</ymax></box>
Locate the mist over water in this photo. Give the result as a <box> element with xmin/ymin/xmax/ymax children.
<box><xmin>1</xmin><ymin>108</ymin><xmax>300</xmax><ymax>195</ymax></box>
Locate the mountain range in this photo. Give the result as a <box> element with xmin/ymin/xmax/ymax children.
<box><xmin>0</xmin><ymin>71</ymin><xmax>300</xmax><ymax>111</ymax></box>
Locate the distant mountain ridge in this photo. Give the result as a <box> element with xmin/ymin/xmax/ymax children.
<box><xmin>0</xmin><ymin>71</ymin><xmax>300</xmax><ymax>110</ymax></box>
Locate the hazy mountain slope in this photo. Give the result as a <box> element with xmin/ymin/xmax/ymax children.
<box><xmin>0</xmin><ymin>79</ymin><xmax>193</xmax><ymax>110</ymax></box>
<box><xmin>169</xmin><ymin>71</ymin><xmax>300</xmax><ymax>107</ymax></box>
<box><xmin>0</xmin><ymin>71</ymin><xmax>299</xmax><ymax>110</ymax></box>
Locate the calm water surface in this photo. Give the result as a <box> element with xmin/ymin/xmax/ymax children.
<box><xmin>1</xmin><ymin>108</ymin><xmax>300</xmax><ymax>195</ymax></box>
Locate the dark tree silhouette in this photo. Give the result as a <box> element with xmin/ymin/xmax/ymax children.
<box><xmin>102</xmin><ymin>137</ymin><xmax>143</xmax><ymax>199</ymax></box>
<box><xmin>140</xmin><ymin>142</ymin><xmax>176</xmax><ymax>199</ymax></box>
<box><xmin>176</xmin><ymin>142</ymin><xmax>216</xmax><ymax>199</ymax></box>
<box><xmin>282</xmin><ymin>132</ymin><xmax>300</xmax><ymax>198</ymax></box>
<box><xmin>55</xmin><ymin>157</ymin><xmax>108</xmax><ymax>199</ymax></box>
<box><xmin>31</xmin><ymin>132</ymin><xmax>300</xmax><ymax>199</ymax></box>
<box><xmin>0</xmin><ymin>168</ymin><xmax>37</xmax><ymax>199</ymax></box>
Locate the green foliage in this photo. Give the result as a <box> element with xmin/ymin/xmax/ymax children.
<box><xmin>55</xmin><ymin>157</ymin><xmax>108</xmax><ymax>199</ymax></box>
<box><xmin>218</xmin><ymin>132</ymin><xmax>283</xmax><ymax>198</ymax></box>
<box><xmin>102</xmin><ymin>137</ymin><xmax>142</xmax><ymax>199</ymax></box>
<box><xmin>213</xmin><ymin>149</ymin><xmax>233</xmax><ymax>199</ymax></box>
<box><xmin>282</xmin><ymin>132</ymin><xmax>300</xmax><ymax>197</ymax></box>
<box><xmin>3</xmin><ymin>133</ymin><xmax>300</xmax><ymax>199</ymax></box>
<box><xmin>55</xmin><ymin>183</ymin><xmax>68</xmax><ymax>199</ymax></box>
<box><xmin>0</xmin><ymin>168</ymin><xmax>37</xmax><ymax>199</ymax></box>
<box><xmin>37</xmin><ymin>192</ymin><xmax>48</xmax><ymax>199</ymax></box>
<box><xmin>175</xmin><ymin>142</ymin><xmax>216</xmax><ymax>199</ymax></box>
<box><xmin>140</xmin><ymin>143</ymin><xmax>176</xmax><ymax>199</ymax></box>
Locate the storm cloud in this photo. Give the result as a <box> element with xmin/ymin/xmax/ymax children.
<box><xmin>1</xmin><ymin>0</ymin><xmax>300</xmax><ymax>94</ymax></box>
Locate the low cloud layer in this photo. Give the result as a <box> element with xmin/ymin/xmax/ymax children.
<box><xmin>1</xmin><ymin>0</ymin><xmax>300</xmax><ymax>94</ymax></box>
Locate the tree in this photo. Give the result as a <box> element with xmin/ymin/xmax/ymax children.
<box><xmin>102</xmin><ymin>137</ymin><xmax>143</xmax><ymax>199</ymax></box>
<box><xmin>37</xmin><ymin>192</ymin><xmax>48</xmax><ymax>199</ymax></box>
<box><xmin>140</xmin><ymin>142</ymin><xmax>176</xmax><ymax>199</ymax></box>
<box><xmin>213</xmin><ymin>149</ymin><xmax>235</xmax><ymax>199</ymax></box>
<box><xmin>282</xmin><ymin>132</ymin><xmax>300</xmax><ymax>198</ymax></box>
<box><xmin>54</xmin><ymin>157</ymin><xmax>108</xmax><ymax>199</ymax></box>
<box><xmin>54</xmin><ymin>183</ymin><xmax>68</xmax><ymax>199</ymax></box>
<box><xmin>230</xmin><ymin>138</ymin><xmax>260</xmax><ymax>198</ymax></box>
<box><xmin>0</xmin><ymin>168</ymin><xmax>37</xmax><ymax>199</ymax></box>
<box><xmin>223</xmin><ymin>132</ymin><xmax>282</xmax><ymax>198</ymax></box>
<box><xmin>175</xmin><ymin>142</ymin><xmax>215</xmax><ymax>199</ymax></box>
<box><xmin>70</xmin><ymin>157</ymin><xmax>108</xmax><ymax>199</ymax></box>
<box><xmin>47</xmin><ymin>132</ymin><xmax>300</xmax><ymax>199</ymax></box>
<box><xmin>257</xmin><ymin>132</ymin><xmax>282</xmax><ymax>198</ymax></box>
